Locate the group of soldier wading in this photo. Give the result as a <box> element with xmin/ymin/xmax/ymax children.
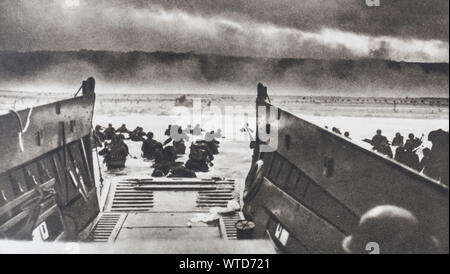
<box><xmin>93</xmin><ymin>123</ymin><xmax>221</xmax><ymax>178</ymax></box>
<box><xmin>327</xmin><ymin>126</ymin><xmax>449</xmax><ymax>186</ymax></box>
<box><xmin>364</xmin><ymin>128</ymin><xmax>449</xmax><ymax>186</ymax></box>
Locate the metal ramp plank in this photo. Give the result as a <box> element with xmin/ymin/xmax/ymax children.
<box><xmin>105</xmin><ymin>181</ymin><xmax>154</xmax><ymax>212</ymax></box>
<box><xmin>221</xmin><ymin>212</ymin><xmax>245</xmax><ymax>240</ymax></box>
<box><xmin>86</xmin><ymin>213</ymin><xmax>126</xmax><ymax>242</ymax></box>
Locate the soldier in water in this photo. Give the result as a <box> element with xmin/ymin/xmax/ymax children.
<box><xmin>141</xmin><ymin>132</ymin><xmax>159</xmax><ymax>159</ymax></box>
<box><xmin>94</xmin><ymin>125</ymin><xmax>106</xmax><ymax>141</ymax></box>
<box><xmin>405</xmin><ymin>133</ymin><xmax>423</xmax><ymax>150</ymax></box>
<box><xmin>103</xmin><ymin>124</ymin><xmax>116</xmax><ymax>140</ymax></box>
<box><xmin>152</xmin><ymin>143</ymin><xmax>174</xmax><ymax>177</ymax></box>
<box><xmin>100</xmin><ymin>134</ymin><xmax>129</xmax><ymax>170</ymax></box>
<box><xmin>427</xmin><ymin>129</ymin><xmax>449</xmax><ymax>186</ymax></box>
<box><xmin>332</xmin><ymin>127</ymin><xmax>342</xmax><ymax>135</ymax></box>
<box><xmin>377</xmin><ymin>139</ymin><xmax>393</xmax><ymax>158</ymax></box>
<box><xmin>93</xmin><ymin>125</ymin><xmax>105</xmax><ymax>148</ymax></box>
<box><xmin>401</xmin><ymin>142</ymin><xmax>420</xmax><ymax>171</ymax></box>
<box><xmin>344</xmin><ymin>131</ymin><xmax>351</xmax><ymax>140</ymax></box>
<box><xmin>116</xmin><ymin>123</ymin><xmax>131</xmax><ymax>134</ymax></box>
<box><xmin>392</xmin><ymin>132</ymin><xmax>404</xmax><ymax>147</ymax></box>
<box><xmin>371</xmin><ymin>129</ymin><xmax>388</xmax><ymax>150</ymax></box>
<box><xmin>163</xmin><ymin>124</ymin><xmax>189</xmax><ymax>153</ymax></box>
<box><xmin>394</xmin><ymin>145</ymin><xmax>406</xmax><ymax>163</ymax></box>
<box><xmin>129</xmin><ymin>127</ymin><xmax>146</xmax><ymax>142</ymax></box>
<box><xmin>419</xmin><ymin>148</ymin><xmax>435</xmax><ymax>178</ymax></box>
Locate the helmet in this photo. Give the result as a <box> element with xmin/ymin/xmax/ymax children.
<box><xmin>342</xmin><ymin>205</ymin><xmax>440</xmax><ymax>254</ymax></box>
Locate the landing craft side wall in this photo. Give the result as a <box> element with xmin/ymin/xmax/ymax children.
<box><xmin>0</xmin><ymin>95</ymin><xmax>95</xmax><ymax>174</ymax></box>
<box><xmin>244</xmin><ymin>96</ymin><xmax>449</xmax><ymax>253</ymax></box>
<box><xmin>0</xmin><ymin>82</ymin><xmax>99</xmax><ymax>240</ymax></box>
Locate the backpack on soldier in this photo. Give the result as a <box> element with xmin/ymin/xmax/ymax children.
<box><xmin>164</xmin><ymin>146</ymin><xmax>178</xmax><ymax>162</ymax></box>
<box><xmin>189</xmin><ymin>148</ymin><xmax>210</xmax><ymax>162</ymax></box>
<box><xmin>173</xmin><ymin>140</ymin><xmax>186</xmax><ymax>155</ymax></box>
<box><xmin>169</xmin><ymin>166</ymin><xmax>197</xmax><ymax>178</ymax></box>
<box><xmin>185</xmin><ymin>159</ymin><xmax>210</xmax><ymax>172</ymax></box>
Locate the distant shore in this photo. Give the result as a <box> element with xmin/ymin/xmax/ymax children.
<box><xmin>1</xmin><ymin>90</ymin><xmax>448</xmax><ymax>120</ymax></box>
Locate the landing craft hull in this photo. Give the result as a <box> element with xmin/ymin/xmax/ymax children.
<box><xmin>243</xmin><ymin>84</ymin><xmax>449</xmax><ymax>254</ymax></box>
<box><xmin>0</xmin><ymin>78</ymin><xmax>99</xmax><ymax>241</ymax></box>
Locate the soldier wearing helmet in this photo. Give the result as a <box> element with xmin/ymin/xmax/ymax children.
<box><xmin>342</xmin><ymin>205</ymin><xmax>440</xmax><ymax>254</ymax></box>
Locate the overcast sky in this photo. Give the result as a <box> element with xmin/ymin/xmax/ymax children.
<box><xmin>0</xmin><ymin>0</ymin><xmax>448</xmax><ymax>62</ymax></box>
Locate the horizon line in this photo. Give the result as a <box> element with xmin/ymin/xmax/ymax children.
<box><xmin>1</xmin><ymin>49</ymin><xmax>449</xmax><ymax>65</ymax></box>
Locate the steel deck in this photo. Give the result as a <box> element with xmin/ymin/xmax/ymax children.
<box><xmin>86</xmin><ymin>177</ymin><xmax>244</xmax><ymax>243</ymax></box>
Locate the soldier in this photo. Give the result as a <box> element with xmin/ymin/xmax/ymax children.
<box><xmin>116</xmin><ymin>123</ymin><xmax>131</xmax><ymax>134</ymax></box>
<box><xmin>173</xmin><ymin>139</ymin><xmax>187</xmax><ymax>155</ymax></box>
<box><xmin>104</xmin><ymin>124</ymin><xmax>116</xmax><ymax>140</ymax></box>
<box><xmin>141</xmin><ymin>132</ymin><xmax>159</xmax><ymax>159</ymax></box>
<box><xmin>185</xmin><ymin>142</ymin><xmax>214</xmax><ymax>172</ymax></box>
<box><xmin>164</xmin><ymin>146</ymin><xmax>178</xmax><ymax>163</ymax></box>
<box><xmin>152</xmin><ymin>143</ymin><xmax>170</xmax><ymax>177</ymax></box>
<box><xmin>130</xmin><ymin>127</ymin><xmax>146</xmax><ymax>142</ymax></box>
<box><xmin>392</xmin><ymin>132</ymin><xmax>404</xmax><ymax>147</ymax></box>
<box><xmin>405</xmin><ymin>133</ymin><xmax>423</xmax><ymax>149</ymax></box>
<box><xmin>164</xmin><ymin>125</ymin><xmax>172</xmax><ymax>137</ymax></box>
<box><xmin>419</xmin><ymin>148</ymin><xmax>436</xmax><ymax>178</ymax></box>
<box><xmin>101</xmin><ymin>135</ymin><xmax>128</xmax><ymax>170</ymax></box>
<box><xmin>401</xmin><ymin>143</ymin><xmax>420</xmax><ymax>171</ymax></box>
<box><xmin>94</xmin><ymin>125</ymin><xmax>106</xmax><ymax>142</ymax></box>
<box><xmin>332</xmin><ymin>127</ymin><xmax>342</xmax><ymax>135</ymax></box>
<box><xmin>428</xmin><ymin>129</ymin><xmax>449</xmax><ymax>185</ymax></box>
<box><xmin>152</xmin><ymin>144</ymin><xmax>179</xmax><ymax>177</ymax></box>
<box><xmin>92</xmin><ymin>125</ymin><xmax>105</xmax><ymax>148</ymax></box>
<box><xmin>195</xmin><ymin>138</ymin><xmax>218</xmax><ymax>155</ymax></box>
<box><xmin>377</xmin><ymin>139</ymin><xmax>393</xmax><ymax>158</ymax></box>
<box><xmin>371</xmin><ymin>129</ymin><xmax>388</xmax><ymax>150</ymax></box>
<box><xmin>342</xmin><ymin>205</ymin><xmax>441</xmax><ymax>254</ymax></box>
<box><xmin>205</xmin><ymin>130</ymin><xmax>222</xmax><ymax>143</ymax></box>
<box><xmin>153</xmin><ymin>143</ymin><xmax>167</xmax><ymax>165</ymax></box>
<box><xmin>394</xmin><ymin>145</ymin><xmax>406</xmax><ymax>163</ymax></box>
<box><xmin>92</xmin><ymin>133</ymin><xmax>103</xmax><ymax>148</ymax></box>
<box><xmin>163</xmin><ymin>125</ymin><xmax>189</xmax><ymax>147</ymax></box>
<box><xmin>137</xmin><ymin>127</ymin><xmax>146</xmax><ymax>138</ymax></box>
<box><xmin>205</xmin><ymin>129</ymin><xmax>222</xmax><ymax>142</ymax></box>
<box><xmin>344</xmin><ymin>131</ymin><xmax>351</xmax><ymax>140</ymax></box>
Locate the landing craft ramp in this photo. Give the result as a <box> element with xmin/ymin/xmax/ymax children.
<box><xmin>86</xmin><ymin>176</ymin><xmax>242</xmax><ymax>243</ymax></box>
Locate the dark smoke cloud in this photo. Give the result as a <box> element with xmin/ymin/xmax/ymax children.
<box><xmin>117</xmin><ymin>0</ymin><xmax>449</xmax><ymax>41</ymax></box>
<box><xmin>0</xmin><ymin>0</ymin><xmax>448</xmax><ymax>62</ymax></box>
<box><xmin>0</xmin><ymin>51</ymin><xmax>448</xmax><ymax>97</ymax></box>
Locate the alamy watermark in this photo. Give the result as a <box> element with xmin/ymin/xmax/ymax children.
<box><xmin>365</xmin><ymin>0</ymin><xmax>381</xmax><ymax>7</ymax></box>
<box><xmin>169</xmin><ymin>98</ymin><xmax>279</xmax><ymax>152</ymax></box>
